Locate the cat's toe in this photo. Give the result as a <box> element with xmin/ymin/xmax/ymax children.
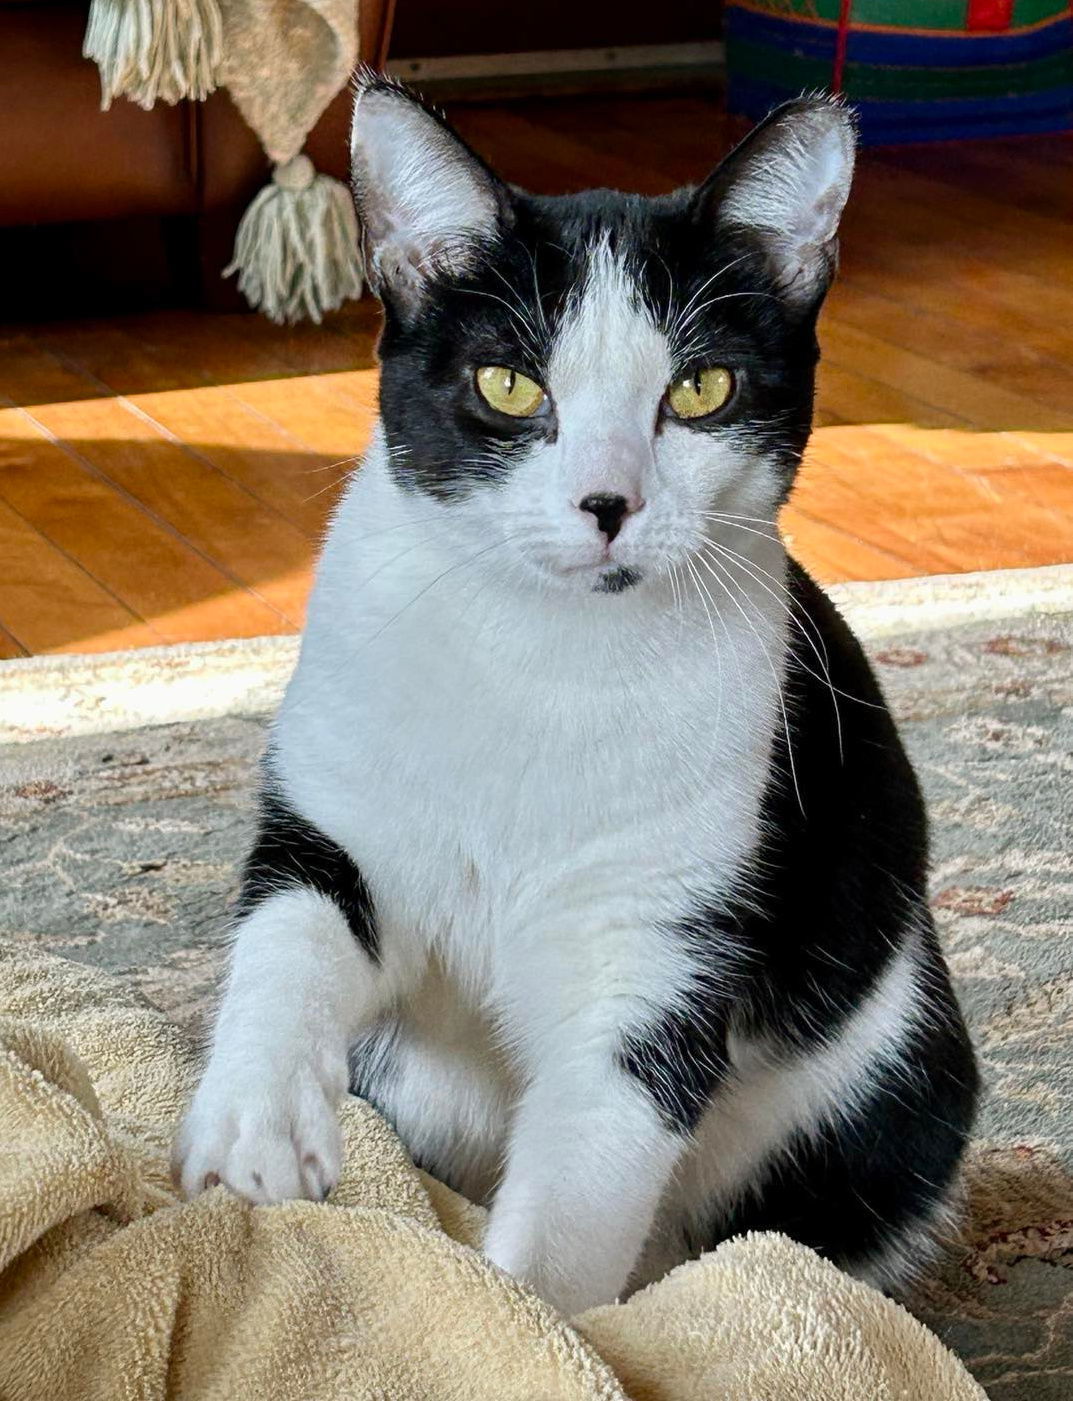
<box><xmin>173</xmin><ymin>1068</ymin><xmax>342</xmax><ymax>1206</ymax></box>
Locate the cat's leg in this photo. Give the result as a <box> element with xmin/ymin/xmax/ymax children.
<box><xmin>640</xmin><ymin>925</ymin><xmax>978</xmax><ymax>1296</ymax></box>
<box><xmin>173</xmin><ymin>887</ymin><xmax>395</xmax><ymax>1203</ymax></box>
<box><xmin>173</xmin><ymin>795</ymin><xmax>408</xmax><ymax>1204</ymax></box>
<box><xmin>483</xmin><ymin>985</ymin><xmax>726</xmax><ymax>1316</ymax></box>
<box><xmin>350</xmin><ymin>962</ymin><xmax>516</xmax><ymax>1205</ymax></box>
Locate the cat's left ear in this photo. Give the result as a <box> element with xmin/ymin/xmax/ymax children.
<box><xmin>695</xmin><ymin>97</ymin><xmax>856</xmax><ymax>311</ymax></box>
<box><xmin>350</xmin><ymin>72</ymin><xmax>512</xmax><ymax>314</ymax></box>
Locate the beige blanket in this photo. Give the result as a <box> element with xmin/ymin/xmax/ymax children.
<box><xmin>0</xmin><ymin>943</ymin><xmax>986</xmax><ymax>1400</ymax></box>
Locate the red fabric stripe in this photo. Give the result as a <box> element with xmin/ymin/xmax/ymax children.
<box><xmin>832</xmin><ymin>0</ymin><xmax>852</xmax><ymax>91</ymax></box>
<box><xmin>966</xmin><ymin>0</ymin><xmax>1014</xmax><ymax>31</ymax></box>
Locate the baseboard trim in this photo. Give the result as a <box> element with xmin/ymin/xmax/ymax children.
<box><xmin>387</xmin><ymin>41</ymin><xmax>726</xmax><ymax>86</ymax></box>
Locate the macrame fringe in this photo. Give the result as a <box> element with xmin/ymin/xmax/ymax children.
<box><xmin>84</xmin><ymin>0</ymin><xmax>223</xmax><ymax>109</ymax></box>
<box><xmin>225</xmin><ymin>155</ymin><xmax>365</xmax><ymax>324</ymax></box>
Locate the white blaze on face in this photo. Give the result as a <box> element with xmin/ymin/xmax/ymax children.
<box><xmin>473</xmin><ymin>237</ymin><xmax>781</xmax><ymax>592</ymax></box>
<box><xmin>546</xmin><ymin>241</ymin><xmax>671</xmax><ymax>511</ymax></box>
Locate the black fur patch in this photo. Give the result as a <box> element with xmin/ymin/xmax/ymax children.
<box><xmin>695</xmin><ymin>944</ymin><xmax>976</xmax><ymax>1280</ymax></box>
<box><xmin>238</xmin><ymin>788</ymin><xmax>379</xmax><ymax>961</ymax></box>
<box><xmin>595</xmin><ymin>566</ymin><xmax>642</xmax><ymax>595</ymax></box>
<box><xmin>619</xmin><ymin>562</ymin><xmax>978</xmax><ymax>1264</ymax></box>
<box><xmin>619</xmin><ymin>942</ymin><xmax>731</xmax><ymax>1129</ymax></box>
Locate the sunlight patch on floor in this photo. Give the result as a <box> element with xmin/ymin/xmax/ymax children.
<box><xmin>788</xmin><ymin>425</ymin><xmax>1073</xmax><ymax>584</ymax></box>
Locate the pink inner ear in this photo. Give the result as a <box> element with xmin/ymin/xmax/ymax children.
<box><xmin>698</xmin><ymin>106</ymin><xmax>854</xmax><ymax>309</ymax></box>
<box><xmin>350</xmin><ymin>79</ymin><xmax>507</xmax><ymax>309</ymax></box>
<box><xmin>694</xmin><ymin>101</ymin><xmax>854</xmax><ymax>255</ymax></box>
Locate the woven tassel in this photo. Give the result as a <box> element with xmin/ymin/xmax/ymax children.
<box><xmin>84</xmin><ymin>0</ymin><xmax>223</xmax><ymax>110</ymax></box>
<box><xmin>224</xmin><ymin>156</ymin><xmax>365</xmax><ymax>324</ymax></box>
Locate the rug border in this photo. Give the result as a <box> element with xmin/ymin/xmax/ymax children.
<box><xmin>2</xmin><ymin>563</ymin><xmax>1071</xmax><ymax>744</ymax></box>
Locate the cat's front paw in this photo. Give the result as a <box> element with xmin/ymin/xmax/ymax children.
<box><xmin>172</xmin><ymin>1058</ymin><xmax>344</xmax><ymax>1205</ymax></box>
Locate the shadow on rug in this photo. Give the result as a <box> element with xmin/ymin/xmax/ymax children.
<box><xmin>1</xmin><ymin>594</ymin><xmax>1070</xmax><ymax>1400</ymax></box>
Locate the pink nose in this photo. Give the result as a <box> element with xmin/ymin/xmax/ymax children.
<box><xmin>577</xmin><ymin>492</ymin><xmax>643</xmax><ymax>542</ymax></box>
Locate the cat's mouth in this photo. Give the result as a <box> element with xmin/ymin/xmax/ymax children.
<box><xmin>550</xmin><ymin>557</ymin><xmax>644</xmax><ymax>594</ymax></box>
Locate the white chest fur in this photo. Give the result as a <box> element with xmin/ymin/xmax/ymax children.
<box><xmin>276</xmin><ymin>444</ymin><xmax>787</xmax><ymax>1001</ymax></box>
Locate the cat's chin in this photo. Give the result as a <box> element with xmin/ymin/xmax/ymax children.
<box><xmin>530</xmin><ymin>556</ymin><xmax>645</xmax><ymax>596</ymax></box>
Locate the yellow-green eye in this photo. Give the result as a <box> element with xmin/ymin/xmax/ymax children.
<box><xmin>666</xmin><ymin>366</ymin><xmax>734</xmax><ymax>420</ymax></box>
<box><xmin>475</xmin><ymin>365</ymin><xmax>546</xmax><ymax>418</ymax></box>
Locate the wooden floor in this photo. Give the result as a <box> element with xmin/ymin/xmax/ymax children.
<box><xmin>2</xmin><ymin>94</ymin><xmax>1072</xmax><ymax>657</ymax></box>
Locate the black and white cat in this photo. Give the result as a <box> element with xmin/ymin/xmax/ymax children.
<box><xmin>174</xmin><ymin>76</ymin><xmax>978</xmax><ymax>1316</ymax></box>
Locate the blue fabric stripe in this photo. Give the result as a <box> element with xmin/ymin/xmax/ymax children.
<box><xmin>727</xmin><ymin>73</ymin><xmax>1073</xmax><ymax>144</ymax></box>
<box><xmin>726</xmin><ymin>6</ymin><xmax>1073</xmax><ymax>67</ymax></box>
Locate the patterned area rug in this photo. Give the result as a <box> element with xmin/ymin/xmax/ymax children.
<box><xmin>1</xmin><ymin>569</ymin><xmax>1070</xmax><ymax>1400</ymax></box>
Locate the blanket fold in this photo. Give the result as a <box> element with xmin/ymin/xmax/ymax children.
<box><xmin>0</xmin><ymin>944</ymin><xmax>986</xmax><ymax>1400</ymax></box>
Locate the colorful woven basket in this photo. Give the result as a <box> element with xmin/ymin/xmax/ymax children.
<box><xmin>725</xmin><ymin>1</ymin><xmax>1073</xmax><ymax>142</ymax></box>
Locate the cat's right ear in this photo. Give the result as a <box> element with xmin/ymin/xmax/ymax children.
<box><xmin>693</xmin><ymin>97</ymin><xmax>856</xmax><ymax>313</ymax></box>
<box><xmin>350</xmin><ymin>72</ymin><xmax>511</xmax><ymax>313</ymax></box>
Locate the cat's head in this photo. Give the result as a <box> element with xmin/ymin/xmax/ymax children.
<box><xmin>350</xmin><ymin>75</ymin><xmax>855</xmax><ymax>597</ymax></box>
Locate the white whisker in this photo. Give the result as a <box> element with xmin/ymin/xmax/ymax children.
<box><xmin>692</xmin><ymin>546</ymin><xmax>803</xmax><ymax>815</ymax></box>
<box><xmin>702</xmin><ymin>538</ymin><xmax>844</xmax><ymax>764</ymax></box>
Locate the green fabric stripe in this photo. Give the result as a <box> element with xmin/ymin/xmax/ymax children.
<box><xmin>742</xmin><ymin>0</ymin><xmax>1069</xmax><ymax>30</ymax></box>
<box><xmin>727</xmin><ymin>35</ymin><xmax>1073</xmax><ymax>98</ymax></box>
<box><xmin>770</xmin><ymin>1</ymin><xmax>842</xmax><ymax>21</ymax></box>
<box><xmin>1011</xmin><ymin>0</ymin><xmax>1070</xmax><ymax>26</ymax></box>
<box><xmin>851</xmin><ymin>0</ymin><xmax>966</xmax><ymax>30</ymax></box>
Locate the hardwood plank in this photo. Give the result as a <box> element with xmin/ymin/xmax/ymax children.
<box><xmin>0</xmin><ymin>622</ymin><xmax>28</xmax><ymax>660</ymax></box>
<box><xmin>824</xmin><ymin>279</ymin><xmax>1073</xmax><ymax>417</ymax></box>
<box><xmin>122</xmin><ymin>310</ymin><xmax>367</xmax><ymax>387</ymax></box>
<box><xmin>124</xmin><ymin>314</ymin><xmax>379</xmax><ymax>458</ymax></box>
<box><xmin>480</xmin><ymin>92</ymin><xmax>731</xmax><ymax>188</ymax></box>
<box><xmin>0</xmin><ymin>496</ymin><xmax>161</xmax><ymax>654</ymax></box>
<box><xmin>129</xmin><ymin>387</ymin><xmax>348</xmax><ymax>538</ymax></box>
<box><xmin>451</xmin><ymin>105</ymin><xmax>673</xmax><ymax>192</ymax></box>
<box><xmin>0</xmin><ymin>410</ymin><xmax>288</xmax><ymax>644</ymax></box>
<box><xmin>1002</xmin><ymin>431</ymin><xmax>1073</xmax><ymax>468</ymax></box>
<box><xmin>961</xmin><ymin>458</ymin><xmax>1073</xmax><ymax>519</ymax></box>
<box><xmin>0</xmin><ymin>330</ymin><xmax>106</xmax><ymax>408</ymax></box>
<box><xmin>215</xmin><ymin>303</ymin><xmax>384</xmax><ymax>377</ymax></box>
<box><xmin>795</xmin><ymin>439</ymin><xmax>966</xmax><ymax>576</ymax></box>
<box><xmin>38</xmin><ymin>322</ymin><xmax>349</xmax><ymax>535</ymax></box>
<box><xmin>852</xmin><ymin>156</ymin><xmax>1072</xmax><ymax>283</ymax></box>
<box><xmin>876</xmin><ymin>138</ymin><xmax>1073</xmax><ymax>226</ymax></box>
<box><xmin>899</xmin><ymin>507</ymin><xmax>1072</xmax><ymax>572</ymax></box>
<box><xmin>839</xmin><ymin>197</ymin><xmax>1073</xmax><ymax>342</ymax></box>
<box><xmin>819</xmin><ymin>322</ymin><xmax>1073</xmax><ymax>433</ymax></box>
<box><xmin>39</xmin><ymin>313</ymin><xmax>377</xmax><ymax>470</ymax></box>
<box><xmin>804</xmin><ymin>426</ymin><xmax>1073</xmax><ymax>573</ymax></box>
<box><xmin>4</xmin><ymin>342</ymin><xmax>317</xmax><ymax>626</ymax></box>
<box><xmin>814</xmin><ymin>358</ymin><xmax>965</xmax><ymax>430</ymax></box>
<box><xmin>779</xmin><ymin>506</ymin><xmax>919</xmax><ymax>584</ymax></box>
<box><xmin>865</xmin><ymin>424</ymin><xmax>1073</xmax><ymax>478</ymax></box>
<box><xmin>40</xmin><ymin>402</ymin><xmax>314</xmax><ymax>628</ymax></box>
<box><xmin>811</xmin><ymin>403</ymin><xmax>844</xmax><ymax>429</ymax></box>
<box><xmin>835</xmin><ymin>241</ymin><xmax>1068</xmax><ymax>365</ymax></box>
